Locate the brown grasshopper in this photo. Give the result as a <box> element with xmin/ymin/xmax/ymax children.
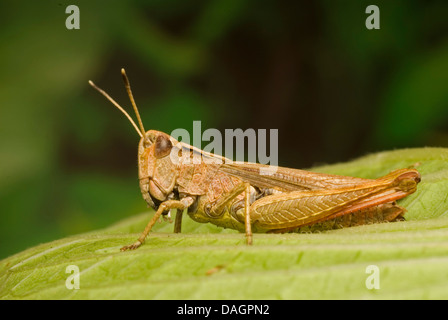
<box><xmin>89</xmin><ymin>69</ymin><xmax>421</xmax><ymax>251</ymax></box>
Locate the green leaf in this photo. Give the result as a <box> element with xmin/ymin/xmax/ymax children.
<box><xmin>1</xmin><ymin>147</ymin><xmax>448</xmax><ymax>299</ymax></box>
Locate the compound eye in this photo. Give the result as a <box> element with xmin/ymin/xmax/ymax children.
<box><xmin>154</xmin><ymin>135</ymin><xmax>173</xmax><ymax>158</ymax></box>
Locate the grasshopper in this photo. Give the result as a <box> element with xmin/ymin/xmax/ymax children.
<box><xmin>89</xmin><ymin>69</ymin><xmax>421</xmax><ymax>251</ymax></box>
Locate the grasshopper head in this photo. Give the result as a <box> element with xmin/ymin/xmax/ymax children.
<box><xmin>137</xmin><ymin>130</ymin><xmax>183</xmax><ymax>175</ymax></box>
<box><xmin>89</xmin><ymin>69</ymin><xmax>180</xmax><ymax>208</ymax></box>
<box><xmin>139</xmin><ymin>130</ymin><xmax>174</xmax><ymax>158</ymax></box>
<box><xmin>137</xmin><ymin>130</ymin><xmax>176</xmax><ymax>180</ymax></box>
<box><xmin>137</xmin><ymin>130</ymin><xmax>179</xmax><ymax>205</ymax></box>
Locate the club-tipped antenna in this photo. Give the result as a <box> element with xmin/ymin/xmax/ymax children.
<box><xmin>88</xmin><ymin>79</ymin><xmax>143</xmax><ymax>138</ymax></box>
<box><xmin>121</xmin><ymin>68</ymin><xmax>146</xmax><ymax>136</ymax></box>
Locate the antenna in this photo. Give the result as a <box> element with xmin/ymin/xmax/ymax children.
<box><xmin>88</xmin><ymin>79</ymin><xmax>143</xmax><ymax>138</ymax></box>
<box><xmin>121</xmin><ymin>68</ymin><xmax>146</xmax><ymax>136</ymax></box>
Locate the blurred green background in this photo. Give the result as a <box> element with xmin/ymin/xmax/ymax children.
<box><xmin>0</xmin><ymin>0</ymin><xmax>447</xmax><ymax>259</ymax></box>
